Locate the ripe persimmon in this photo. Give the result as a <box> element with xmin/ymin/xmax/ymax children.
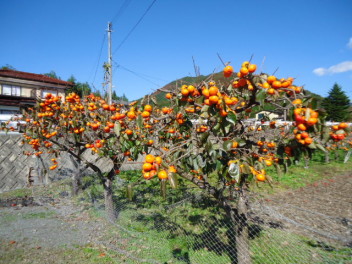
<box><xmin>297</xmin><ymin>123</ymin><xmax>307</xmax><ymax>131</ymax></box>
<box><xmin>127</xmin><ymin>111</ymin><xmax>137</xmax><ymax>119</ymax></box>
<box><xmin>155</xmin><ymin>156</ymin><xmax>162</xmax><ymax>165</ymax></box>
<box><xmin>339</xmin><ymin>122</ymin><xmax>348</xmax><ymax>129</ymax></box>
<box><xmin>247</xmin><ymin>64</ymin><xmax>257</xmax><ymax>73</ymax></box>
<box><xmin>143</xmin><ymin>163</ymin><xmax>153</xmax><ymax>172</ymax></box>
<box><xmin>181</xmin><ymin>88</ymin><xmax>189</xmax><ymax>97</ymax></box>
<box><xmin>208</xmin><ymin>86</ymin><xmax>219</xmax><ymax>96</ymax></box>
<box><xmin>232</xmin><ymin>141</ymin><xmax>239</xmax><ymax>148</ymax></box>
<box><xmin>240</xmin><ymin>67</ymin><xmax>249</xmax><ymax>76</ymax></box>
<box><xmin>141</xmin><ymin>111</ymin><xmax>151</xmax><ymax>118</ymax></box>
<box><xmin>256</xmin><ymin>174</ymin><xmax>266</xmax><ymax>182</ymax></box>
<box><xmin>267</xmin><ymin>75</ymin><xmax>276</xmax><ymax>84</ymax></box>
<box><xmin>271</xmin><ymin>80</ymin><xmax>282</xmax><ymax>89</ymax></box>
<box><xmin>223</xmin><ymin>65</ymin><xmax>234</xmax><ymax>77</ymax></box>
<box><xmin>125</xmin><ymin>129</ymin><xmax>133</xmax><ymax>135</ymax></box>
<box><xmin>145</xmin><ymin>154</ymin><xmax>155</xmax><ymax>163</ymax></box>
<box><xmin>209</xmin><ymin>95</ymin><xmax>219</xmax><ymax>105</ymax></box>
<box><xmin>158</xmin><ymin>170</ymin><xmax>168</xmax><ymax>180</ymax></box>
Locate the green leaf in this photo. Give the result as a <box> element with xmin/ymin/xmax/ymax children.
<box><xmin>200</xmin><ymin>132</ymin><xmax>209</xmax><ymax>144</ymax></box>
<box><xmin>193</xmin><ymin>157</ymin><xmax>199</xmax><ymax>170</ymax></box>
<box><xmin>200</xmin><ymin>105</ymin><xmax>209</xmax><ymax>118</ymax></box>
<box><xmin>151</xmin><ymin>96</ymin><xmax>157</xmax><ymax>105</ymax></box>
<box><xmin>238</xmin><ymin>139</ymin><xmax>246</xmax><ymax>147</ymax></box>
<box><xmin>136</xmin><ymin>115</ymin><xmax>143</xmax><ymax>129</ymax></box>
<box><xmin>256</xmin><ymin>89</ymin><xmax>266</xmax><ymax>101</ymax></box>
<box><xmin>160</xmin><ymin>180</ymin><xmax>167</xmax><ymax>199</ymax></box>
<box><xmin>126</xmin><ymin>184</ymin><xmax>133</xmax><ymax>201</ymax></box>
<box><xmin>223</xmin><ymin>140</ymin><xmax>233</xmax><ymax>151</ymax></box>
<box><xmin>226</xmin><ymin>112</ymin><xmax>237</xmax><ymax>125</ymax></box>
<box><xmin>197</xmin><ymin>155</ymin><xmax>206</xmax><ymax>167</ymax></box>
<box><xmin>316</xmin><ymin>143</ymin><xmax>327</xmax><ymax>153</ymax></box>
<box><xmin>168</xmin><ymin>173</ymin><xmax>178</xmax><ymax>189</ymax></box>
<box><xmin>241</xmin><ymin>163</ymin><xmax>251</xmax><ymax>174</ymax></box>
<box><xmin>307</xmin><ymin>142</ymin><xmax>317</xmax><ymax>149</ymax></box>
<box><xmin>114</xmin><ymin>122</ymin><xmax>121</xmax><ymax>137</ymax></box>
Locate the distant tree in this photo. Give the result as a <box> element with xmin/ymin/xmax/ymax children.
<box><xmin>322</xmin><ymin>83</ymin><xmax>351</xmax><ymax>121</ymax></box>
<box><xmin>66</xmin><ymin>75</ymin><xmax>92</xmax><ymax>97</ymax></box>
<box><xmin>1</xmin><ymin>64</ymin><xmax>16</xmax><ymax>70</ymax></box>
<box><xmin>44</xmin><ymin>71</ymin><xmax>61</xmax><ymax>80</ymax></box>
<box><xmin>93</xmin><ymin>90</ymin><xmax>102</xmax><ymax>97</ymax></box>
<box><xmin>112</xmin><ymin>91</ymin><xmax>129</xmax><ymax>102</ymax></box>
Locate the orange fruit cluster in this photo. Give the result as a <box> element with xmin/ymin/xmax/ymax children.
<box><xmin>293</xmin><ymin>108</ymin><xmax>319</xmax><ymax>145</ymax></box>
<box><xmin>330</xmin><ymin>122</ymin><xmax>349</xmax><ymax>141</ymax></box>
<box><xmin>142</xmin><ymin>154</ymin><xmax>165</xmax><ymax>180</ymax></box>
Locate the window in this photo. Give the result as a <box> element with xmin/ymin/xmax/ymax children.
<box><xmin>42</xmin><ymin>90</ymin><xmax>58</xmax><ymax>97</ymax></box>
<box><xmin>0</xmin><ymin>109</ymin><xmax>20</xmax><ymax>115</ymax></box>
<box><xmin>1</xmin><ymin>84</ymin><xmax>21</xmax><ymax>96</ymax></box>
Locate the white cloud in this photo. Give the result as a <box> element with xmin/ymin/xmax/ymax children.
<box><xmin>347</xmin><ymin>37</ymin><xmax>352</xmax><ymax>49</ymax></box>
<box><xmin>313</xmin><ymin>61</ymin><xmax>352</xmax><ymax>76</ymax></box>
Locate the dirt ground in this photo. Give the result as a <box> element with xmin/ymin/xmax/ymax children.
<box><xmin>0</xmin><ymin>198</ymin><xmax>118</xmax><ymax>264</ymax></box>
<box><xmin>251</xmin><ymin>172</ymin><xmax>352</xmax><ymax>247</ymax></box>
<box><xmin>0</xmin><ymin>172</ymin><xmax>351</xmax><ymax>263</ymax></box>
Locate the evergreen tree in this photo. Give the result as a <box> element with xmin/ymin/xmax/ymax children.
<box><xmin>112</xmin><ymin>91</ymin><xmax>128</xmax><ymax>102</ymax></box>
<box><xmin>66</xmin><ymin>75</ymin><xmax>91</xmax><ymax>97</ymax></box>
<box><xmin>44</xmin><ymin>71</ymin><xmax>61</xmax><ymax>79</ymax></box>
<box><xmin>322</xmin><ymin>83</ymin><xmax>351</xmax><ymax>121</ymax></box>
<box><xmin>1</xmin><ymin>64</ymin><xmax>16</xmax><ymax>70</ymax></box>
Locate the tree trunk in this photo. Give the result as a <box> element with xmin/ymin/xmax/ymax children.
<box><xmin>72</xmin><ymin>168</ymin><xmax>82</xmax><ymax>196</ymax></box>
<box><xmin>70</xmin><ymin>157</ymin><xmax>82</xmax><ymax>196</ymax></box>
<box><xmin>344</xmin><ymin>150</ymin><xmax>351</xmax><ymax>163</ymax></box>
<box><xmin>223</xmin><ymin>187</ymin><xmax>251</xmax><ymax>264</ymax></box>
<box><xmin>104</xmin><ymin>177</ymin><xmax>117</xmax><ymax>222</ymax></box>
<box><xmin>236</xmin><ymin>187</ymin><xmax>251</xmax><ymax>264</ymax></box>
<box><xmin>335</xmin><ymin>150</ymin><xmax>340</xmax><ymax>161</ymax></box>
<box><xmin>325</xmin><ymin>152</ymin><xmax>330</xmax><ymax>163</ymax></box>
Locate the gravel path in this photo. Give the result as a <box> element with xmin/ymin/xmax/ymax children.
<box><xmin>251</xmin><ymin>173</ymin><xmax>352</xmax><ymax>246</ymax></box>
<box><xmin>0</xmin><ymin>198</ymin><xmax>110</xmax><ymax>249</ymax></box>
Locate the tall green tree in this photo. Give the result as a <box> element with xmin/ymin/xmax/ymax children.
<box><xmin>44</xmin><ymin>71</ymin><xmax>61</xmax><ymax>79</ymax></box>
<box><xmin>66</xmin><ymin>75</ymin><xmax>91</xmax><ymax>97</ymax></box>
<box><xmin>1</xmin><ymin>64</ymin><xmax>16</xmax><ymax>70</ymax></box>
<box><xmin>322</xmin><ymin>83</ymin><xmax>351</xmax><ymax>121</ymax></box>
<box><xmin>112</xmin><ymin>91</ymin><xmax>128</xmax><ymax>102</ymax></box>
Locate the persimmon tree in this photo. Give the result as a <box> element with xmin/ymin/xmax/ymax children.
<box><xmin>139</xmin><ymin>60</ymin><xmax>340</xmax><ymax>264</ymax></box>
<box><xmin>23</xmin><ymin>92</ymin><xmax>154</xmax><ymax>220</ymax></box>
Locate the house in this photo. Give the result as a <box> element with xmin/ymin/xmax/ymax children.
<box><xmin>0</xmin><ymin>69</ymin><xmax>73</xmax><ymax>122</ymax></box>
<box><xmin>255</xmin><ymin>110</ymin><xmax>284</xmax><ymax>121</ymax></box>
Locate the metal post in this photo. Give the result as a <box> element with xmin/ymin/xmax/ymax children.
<box><xmin>107</xmin><ymin>22</ymin><xmax>113</xmax><ymax>105</ymax></box>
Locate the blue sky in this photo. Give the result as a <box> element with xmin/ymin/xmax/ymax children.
<box><xmin>0</xmin><ymin>0</ymin><xmax>351</xmax><ymax>100</ymax></box>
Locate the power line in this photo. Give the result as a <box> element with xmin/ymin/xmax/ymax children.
<box><xmin>113</xmin><ymin>61</ymin><xmax>162</xmax><ymax>87</ymax></box>
<box><xmin>110</xmin><ymin>0</ymin><xmax>132</xmax><ymax>24</ymax></box>
<box><xmin>113</xmin><ymin>61</ymin><xmax>167</xmax><ymax>82</ymax></box>
<box><xmin>113</xmin><ymin>0</ymin><xmax>158</xmax><ymax>54</ymax></box>
<box><xmin>89</xmin><ymin>33</ymin><xmax>106</xmax><ymax>87</ymax></box>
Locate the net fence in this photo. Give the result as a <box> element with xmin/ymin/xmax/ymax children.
<box><xmin>0</xmin><ymin>175</ymin><xmax>351</xmax><ymax>264</ymax></box>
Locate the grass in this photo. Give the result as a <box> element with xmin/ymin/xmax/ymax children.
<box><xmin>1</xmin><ymin>150</ymin><xmax>351</xmax><ymax>263</ymax></box>
<box><xmin>251</xmin><ymin>150</ymin><xmax>352</xmax><ymax>195</ymax></box>
<box><xmin>0</xmin><ymin>178</ymin><xmax>72</xmax><ymax>200</ymax></box>
<box><xmin>85</xmin><ymin>200</ymin><xmax>352</xmax><ymax>264</ymax></box>
<box><xmin>0</xmin><ymin>241</ymin><xmax>118</xmax><ymax>264</ymax></box>
<box><xmin>22</xmin><ymin>211</ymin><xmax>56</xmax><ymax>219</ymax></box>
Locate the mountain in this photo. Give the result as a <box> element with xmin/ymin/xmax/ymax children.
<box><xmin>147</xmin><ymin>71</ymin><xmax>233</xmax><ymax>106</ymax></box>
<box><xmin>141</xmin><ymin>71</ymin><xmax>324</xmax><ymax>107</ymax></box>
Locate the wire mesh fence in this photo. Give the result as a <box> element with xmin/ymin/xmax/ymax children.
<box><xmin>86</xmin><ymin>177</ymin><xmax>352</xmax><ymax>264</ymax></box>
<box><xmin>0</xmin><ymin>175</ymin><xmax>351</xmax><ymax>264</ymax></box>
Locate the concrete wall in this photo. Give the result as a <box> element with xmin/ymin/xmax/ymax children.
<box><xmin>0</xmin><ymin>133</ymin><xmax>142</xmax><ymax>193</ymax></box>
<box><xmin>0</xmin><ymin>133</ymin><xmax>77</xmax><ymax>193</ymax></box>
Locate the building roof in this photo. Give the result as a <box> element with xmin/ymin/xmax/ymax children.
<box><xmin>0</xmin><ymin>69</ymin><xmax>73</xmax><ymax>86</ymax></box>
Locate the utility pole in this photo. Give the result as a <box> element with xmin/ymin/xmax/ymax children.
<box><xmin>107</xmin><ymin>22</ymin><xmax>113</xmax><ymax>105</ymax></box>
